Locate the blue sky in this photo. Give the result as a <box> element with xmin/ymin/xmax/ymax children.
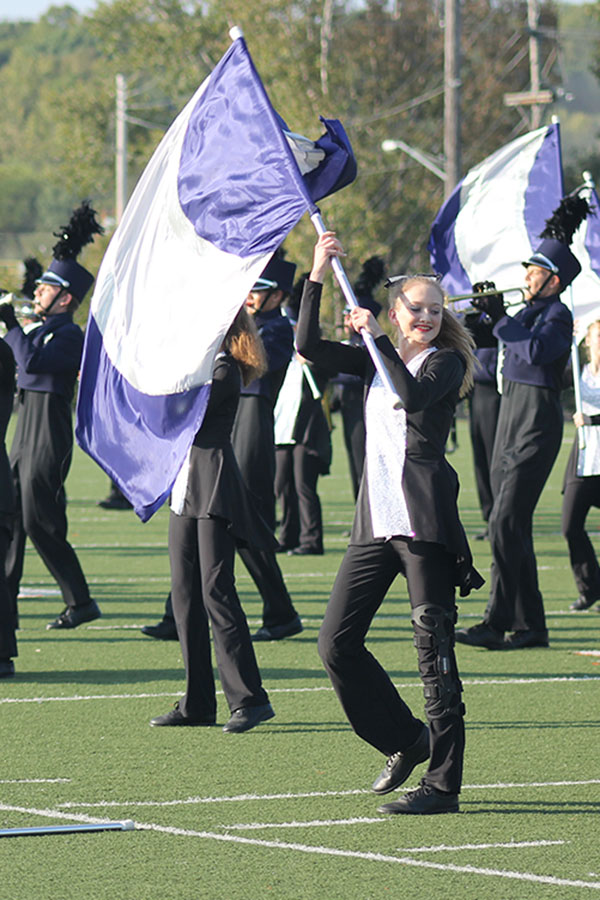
<box><xmin>0</xmin><ymin>0</ymin><xmax>588</xmax><ymax>22</ymax></box>
<box><xmin>0</xmin><ymin>0</ymin><xmax>99</xmax><ymax>20</ymax></box>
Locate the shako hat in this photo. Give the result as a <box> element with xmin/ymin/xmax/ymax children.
<box><xmin>522</xmin><ymin>194</ymin><xmax>591</xmax><ymax>289</ymax></box>
<box><xmin>252</xmin><ymin>254</ymin><xmax>297</xmax><ymax>295</ymax></box>
<box><xmin>350</xmin><ymin>255</ymin><xmax>385</xmax><ymax>318</ymax></box>
<box><xmin>21</xmin><ymin>257</ymin><xmax>43</xmax><ymax>300</ymax></box>
<box><xmin>37</xmin><ymin>201</ymin><xmax>104</xmax><ymax>301</ymax></box>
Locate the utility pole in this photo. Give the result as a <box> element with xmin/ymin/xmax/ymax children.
<box><xmin>115</xmin><ymin>74</ymin><xmax>127</xmax><ymax>226</ymax></box>
<box><xmin>528</xmin><ymin>0</ymin><xmax>542</xmax><ymax>129</ymax></box>
<box><xmin>444</xmin><ymin>0</ymin><xmax>461</xmax><ymax>199</ymax></box>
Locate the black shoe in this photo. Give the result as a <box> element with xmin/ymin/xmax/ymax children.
<box><xmin>474</xmin><ymin>529</ymin><xmax>488</xmax><ymax>541</ymax></box>
<box><xmin>570</xmin><ymin>595</ymin><xmax>599</xmax><ymax>611</ymax></box>
<box><xmin>372</xmin><ymin>724</ymin><xmax>430</xmax><ymax>795</ymax></box>
<box><xmin>275</xmin><ymin>542</ymin><xmax>295</xmax><ymax>553</ymax></box>
<box><xmin>223</xmin><ymin>703</ymin><xmax>275</xmax><ymax>733</ymax></box>
<box><xmin>287</xmin><ymin>546</ymin><xmax>324</xmax><ymax>556</ymax></box>
<box><xmin>46</xmin><ymin>600</ymin><xmax>102</xmax><ymax>630</ymax></box>
<box><xmin>503</xmin><ymin>629</ymin><xmax>549</xmax><ymax>650</ymax></box>
<box><xmin>252</xmin><ymin>615</ymin><xmax>303</xmax><ymax>641</ymax></box>
<box><xmin>141</xmin><ymin>619</ymin><xmax>178</xmax><ymax>640</ymax></box>
<box><xmin>455</xmin><ymin>621</ymin><xmax>505</xmax><ymax>650</ymax></box>
<box><xmin>150</xmin><ymin>703</ymin><xmax>216</xmax><ymax>727</ymax></box>
<box><xmin>97</xmin><ymin>496</ymin><xmax>132</xmax><ymax>510</ymax></box>
<box><xmin>0</xmin><ymin>658</ymin><xmax>15</xmax><ymax>679</ymax></box>
<box><xmin>378</xmin><ymin>782</ymin><xmax>459</xmax><ymax>815</ymax></box>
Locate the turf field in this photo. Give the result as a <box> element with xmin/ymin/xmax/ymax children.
<box><xmin>1</xmin><ymin>413</ymin><xmax>599</xmax><ymax>900</ymax></box>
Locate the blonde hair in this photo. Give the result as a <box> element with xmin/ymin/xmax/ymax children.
<box><xmin>224</xmin><ymin>307</ymin><xmax>267</xmax><ymax>386</ymax></box>
<box><xmin>389</xmin><ymin>276</ymin><xmax>475</xmax><ymax>398</ymax></box>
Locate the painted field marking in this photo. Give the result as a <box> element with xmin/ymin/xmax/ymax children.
<box><xmin>56</xmin><ymin>779</ymin><xmax>600</xmax><ymax>809</ymax></box>
<box><xmin>395</xmin><ymin>840</ymin><xmax>567</xmax><ymax>853</ymax></box>
<box><xmin>223</xmin><ymin>817</ymin><xmax>386</xmax><ymax>829</ymax></box>
<box><xmin>83</xmin><ymin>819</ymin><xmax>600</xmax><ymax>891</ymax></box>
<box><xmin>0</xmin><ymin>779</ymin><xmax>70</xmax><ymax>785</ymax></box>
<box><xmin>1</xmin><ymin>801</ymin><xmax>593</xmax><ymax>890</ymax></box>
<box><xmin>2</xmin><ymin>674</ymin><xmax>599</xmax><ymax>707</ymax></box>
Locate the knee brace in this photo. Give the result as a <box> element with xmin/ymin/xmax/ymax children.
<box><xmin>411</xmin><ymin>603</ymin><xmax>464</xmax><ymax>720</ymax></box>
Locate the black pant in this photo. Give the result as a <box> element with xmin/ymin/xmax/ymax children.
<box><xmin>275</xmin><ymin>445</ymin><xmax>323</xmax><ymax>552</ymax></box>
<box><xmin>169</xmin><ymin>513</ymin><xmax>268</xmax><ymax>720</ymax></box>
<box><xmin>562</xmin><ymin>475</ymin><xmax>600</xmax><ymax>602</ymax></box>
<box><xmin>468</xmin><ymin>382</ymin><xmax>500</xmax><ymax>522</ymax></box>
<box><xmin>6</xmin><ymin>462</ymin><xmax>91</xmax><ymax>610</ymax></box>
<box><xmin>484</xmin><ymin>383</ymin><xmax>562</xmax><ymax>634</ymax></box>
<box><xmin>318</xmin><ymin>539</ymin><xmax>464</xmax><ymax>794</ymax></box>
<box><xmin>0</xmin><ymin>527</ymin><xmax>16</xmax><ymax>659</ymax></box>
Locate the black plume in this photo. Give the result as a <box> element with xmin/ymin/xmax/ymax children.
<box><xmin>52</xmin><ymin>200</ymin><xmax>104</xmax><ymax>261</ymax></box>
<box><xmin>353</xmin><ymin>256</ymin><xmax>385</xmax><ymax>294</ymax></box>
<box><xmin>539</xmin><ymin>195</ymin><xmax>592</xmax><ymax>245</ymax></box>
<box><xmin>21</xmin><ymin>257</ymin><xmax>43</xmax><ymax>299</ymax></box>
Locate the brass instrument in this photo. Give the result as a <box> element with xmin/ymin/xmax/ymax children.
<box><xmin>446</xmin><ymin>285</ymin><xmax>526</xmax><ymax>314</ymax></box>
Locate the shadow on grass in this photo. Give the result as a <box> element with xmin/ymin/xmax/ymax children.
<box><xmin>463</xmin><ymin>799</ymin><xmax>600</xmax><ymax>814</ymax></box>
<box><xmin>466</xmin><ymin>718</ymin><xmax>596</xmax><ymax>730</ymax></box>
<box><xmin>11</xmin><ymin>668</ymin><xmax>186</xmax><ymax>685</ymax></box>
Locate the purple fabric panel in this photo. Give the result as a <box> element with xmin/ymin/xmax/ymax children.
<box><xmin>76</xmin><ymin>316</ymin><xmax>210</xmax><ymax>522</ymax></box>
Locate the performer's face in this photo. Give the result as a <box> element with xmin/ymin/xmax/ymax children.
<box><xmin>389</xmin><ymin>282</ymin><xmax>443</xmax><ymax>346</ymax></box>
<box><xmin>245</xmin><ymin>288</ymin><xmax>283</xmax><ymax>314</ymax></box>
<box><xmin>34</xmin><ymin>282</ymin><xmax>62</xmax><ymax>315</ymax></box>
<box><xmin>524</xmin><ymin>265</ymin><xmax>560</xmax><ymax>301</ymax></box>
<box><xmin>585</xmin><ymin>322</ymin><xmax>600</xmax><ymax>362</ymax></box>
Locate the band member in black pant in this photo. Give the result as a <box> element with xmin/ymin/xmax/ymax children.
<box><xmin>296</xmin><ymin>231</ymin><xmax>481</xmax><ymax>816</ymax></box>
<box><xmin>464</xmin><ymin>291</ymin><xmax>501</xmax><ymax>538</ymax></box>
<box><xmin>0</xmin><ymin>203</ymin><xmax>103</xmax><ymax>631</ymax></box>
<box><xmin>0</xmin><ymin>335</ymin><xmax>16</xmax><ymax>677</ymax></box>
<box><xmin>150</xmin><ymin>309</ymin><xmax>274</xmax><ymax>733</ymax></box>
<box><xmin>456</xmin><ymin>196</ymin><xmax>589</xmax><ymax>650</ymax></box>
<box><xmin>562</xmin><ymin>318</ymin><xmax>600</xmax><ymax>611</ymax></box>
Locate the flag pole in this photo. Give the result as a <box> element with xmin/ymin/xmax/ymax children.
<box><xmin>567</xmin><ymin>171</ymin><xmax>593</xmax><ymax>452</ymax></box>
<box><xmin>309</xmin><ymin>211</ymin><xmax>403</xmax><ymax>409</ymax></box>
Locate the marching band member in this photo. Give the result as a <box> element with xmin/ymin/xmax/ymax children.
<box><xmin>563</xmin><ymin>318</ymin><xmax>600</xmax><ymax>612</ymax></box>
<box><xmin>296</xmin><ymin>231</ymin><xmax>481</xmax><ymax>816</ymax></box>
<box><xmin>456</xmin><ymin>196</ymin><xmax>589</xmax><ymax>650</ymax></box>
<box><xmin>0</xmin><ymin>203</ymin><xmax>103</xmax><ymax>631</ymax></box>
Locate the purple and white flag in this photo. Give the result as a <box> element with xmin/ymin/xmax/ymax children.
<box><xmin>76</xmin><ymin>28</ymin><xmax>355</xmax><ymax>521</ymax></box>
<box><xmin>570</xmin><ymin>182</ymin><xmax>600</xmax><ymax>340</ymax></box>
<box><xmin>428</xmin><ymin>124</ymin><xmax>563</xmax><ymax>297</ymax></box>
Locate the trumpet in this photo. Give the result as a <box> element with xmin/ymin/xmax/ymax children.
<box><xmin>446</xmin><ymin>285</ymin><xmax>526</xmax><ymax>314</ymax></box>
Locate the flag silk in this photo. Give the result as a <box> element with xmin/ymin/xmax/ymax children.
<box><xmin>428</xmin><ymin>124</ymin><xmax>563</xmax><ymax>296</ymax></box>
<box><xmin>570</xmin><ymin>184</ymin><xmax>600</xmax><ymax>341</ymax></box>
<box><xmin>76</xmin><ymin>31</ymin><xmax>355</xmax><ymax>521</ymax></box>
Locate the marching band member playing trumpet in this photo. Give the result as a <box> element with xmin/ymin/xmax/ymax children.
<box><xmin>297</xmin><ymin>231</ymin><xmax>482</xmax><ymax>816</ymax></box>
<box><xmin>0</xmin><ymin>203</ymin><xmax>103</xmax><ymax>631</ymax></box>
<box><xmin>456</xmin><ymin>196</ymin><xmax>590</xmax><ymax>651</ymax></box>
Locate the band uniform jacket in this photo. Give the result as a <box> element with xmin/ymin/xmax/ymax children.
<box><xmin>4</xmin><ymin>313</ymin><xmax>83</xmax><ymax>492</ymax></box>
<box><xmin>296</xmin><ymin>280</ymin><xmax>483</xmax><ymax>597</ymax></box>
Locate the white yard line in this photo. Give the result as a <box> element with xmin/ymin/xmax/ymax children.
<box><xmin>2</xmin><ymin>674</ymin><xmax>599</xmax><ymax>706</ymax></box>
<box><xmin>56</xmin><ymin>779</ymin><xmax>600</xmax><ymax>809</ymax></box>
<box><xmin>3</xmin><ymin>798</ymin><xmax>596</xmax><ymax>890</ymax></box>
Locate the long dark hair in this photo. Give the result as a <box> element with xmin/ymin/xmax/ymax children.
<box><xmin>224</xmin><ymin>307</ymin><xmax>267</xmax><ymax>386</ymax></box>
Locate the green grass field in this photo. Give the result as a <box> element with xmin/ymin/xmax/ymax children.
<box><xmin>1</xmin><ymin>413</ymin><xmax>599</xmax><ymax>900</ymax></box>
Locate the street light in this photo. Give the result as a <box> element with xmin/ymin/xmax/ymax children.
<box><xmin>381</xmin><ymin>139</ymin><xmax>447</xmax><ymax>182</ymax></box>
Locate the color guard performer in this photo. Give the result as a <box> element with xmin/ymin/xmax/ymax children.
<box><xmin>562</xmin><ymin>318</ymin><xmax>600</xmax><ymax>611</ymax></box>
<box><xmin>150</xmin><ymin>309</ymin><xmax>275</xmax><ymax>733</ymax></box>
<box><xmin>296</xmin><ymin>231</ymin><xmax>481</xmax><ymax>816</ymax></box>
